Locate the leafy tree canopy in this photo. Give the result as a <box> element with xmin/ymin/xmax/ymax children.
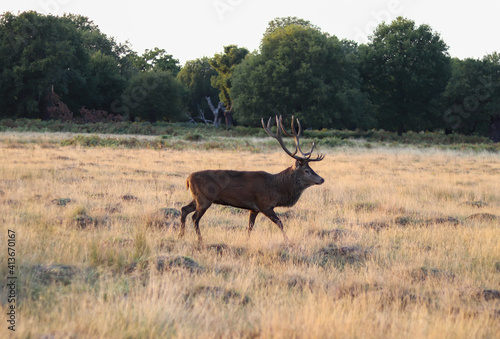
<box><xmin>177</xmin><ymin>57</ymin><xmax>219</xmax><ymax>116</ymax></box>
<box><xmin>0</xmin><ymin>11</ymin><xmax>91</xmax><ymax>117</ymax></box>
<box><xmin>264</xmin><ymin>16</ymin><xmax>319</xmax><ymax>37</ymax></box>
<box><xmin>87</xmin><ymin>51</ymin><xmax>127</xmax><ymax>110</ymax></box>
<box><xmin>0</xmin><ymin>11</ymin><xmax>183</xmax><ymax>121</ymax></box>
<box><xmin>132</xmin><ymin>47</ymin><xmax>181</xmax><ymax>75</ymax></box>
<box><xmin>209</xmin><ymin>45</ymin><xmax>249</xmax><ymax>109</ymax></box>
<box><xmin>442</xmin><ymin>54</ymin><xmax>500</xmax><ymax>135</ymax></box>
<box><xmin>360</xmin><ymin>16</ymin><xmax>451</xmax><ymax>134</ymax></box>
<box><xmin>123</xmin><ymin>71</ymin><xmax>187</xmax><ymax>122</ymax></box>
<box><xmin>64</xmin><ymin>13</ymin><xmax>122</xmax><ymax>58</ymax></box>
<box><xmin>232</xmin><ymin>18</ymin><xmax>374</xmax><ymax>129</ymax></box>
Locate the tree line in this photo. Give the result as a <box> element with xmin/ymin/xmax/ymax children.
<box><xmin>1</xmin><ymin>12</ymin><xmax>499</xmax><ymax>139</ymax></box>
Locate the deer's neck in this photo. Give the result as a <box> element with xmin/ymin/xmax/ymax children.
<box><xmin>273</xmin><ymin>167</ymin><xmax>308</xmax><ymax>207</ymax></box>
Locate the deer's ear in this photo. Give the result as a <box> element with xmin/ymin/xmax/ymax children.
<box><xmin>294</xmin><ymin>160</ymin><xmax>306</xmax><ymax>168</ymax></box>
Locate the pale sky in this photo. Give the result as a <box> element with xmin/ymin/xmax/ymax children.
<box><xmin>1</xmin><ymin>0</ymin><xmax>498</xmax><ymax>65</ymax></box>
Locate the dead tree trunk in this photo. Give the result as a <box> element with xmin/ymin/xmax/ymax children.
<box><xmin>216</xmin><ymin>102</ymin><xmax>225</xmax><ymax>126</ymax></box>
<box><xmin>205</xmin><ymin>97</ymin><xmax>225</xmax><ymax>127</ymax></box>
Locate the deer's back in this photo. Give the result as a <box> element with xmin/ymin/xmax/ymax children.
<box><xmin>187</xmin><ymin>169</ymin><xmax>276</xmax><ymax>210</ymax></box>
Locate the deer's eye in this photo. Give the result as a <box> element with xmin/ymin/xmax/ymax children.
<box><xmin>304</xmin><ymin>169</ymin><xmax>311</xmax><ymax>175</ymax></box>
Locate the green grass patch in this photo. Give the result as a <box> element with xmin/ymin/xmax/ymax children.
<box><xmin>1</xmin><ymin>119</ymin><xmax>499</xmax><ymax>152</ymax></box>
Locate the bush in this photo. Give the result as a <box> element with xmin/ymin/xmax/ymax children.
<box><xmin>48</xmin><ymin>100</ymin><xmax>73</xmax><ymax>122</ymax></box>
<box><xmin>79</xmin><ymin>107</ymin><xmax>123</xmax><ymax>123</ymax></box>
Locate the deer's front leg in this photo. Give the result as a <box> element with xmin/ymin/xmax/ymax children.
<box><xmin>262</xmin><ymin>209</ymin><xmax>289</xmax><ymax>243</ymax></box>
<box><xmin>248</xmin><ymin>210</ymin><xmax>259</xmax><ymax>238</ymax></box>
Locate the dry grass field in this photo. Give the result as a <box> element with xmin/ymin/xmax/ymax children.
<box><xmin>1</xmin><ymin>133</ymin><xmax>499</xmax><ymax>338</ymax></box>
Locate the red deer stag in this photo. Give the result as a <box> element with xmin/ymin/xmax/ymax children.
<box><xmin>179</xmin><ymin>116</ymin><xmax>325</xmax><ymax>243</ymax></box>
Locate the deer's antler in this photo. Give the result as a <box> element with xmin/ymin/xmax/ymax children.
<box><xmin>261</xmin><ymin>115</ymin><xmax>324</xmax><ymax>162</ymax></box>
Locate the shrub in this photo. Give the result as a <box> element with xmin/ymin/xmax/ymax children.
<box><xmin>79</xmin><ymin>107</ymin><xmax>124</xmax><ymax>123</ymax></box>
<box><xmin>48</xmin><ymin>100</ymin><xmax>73</xmax><ymax>122</ymax></box>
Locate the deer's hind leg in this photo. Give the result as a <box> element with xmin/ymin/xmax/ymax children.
<box><xmin>179</xmin><ymin>200</ymin><xmax>196</xmax><ymax>238</ymax></box>
<box><xmin>192</xmin><ymin>201</ymin><xmax>211</xmax><ymax>244</ymax></box>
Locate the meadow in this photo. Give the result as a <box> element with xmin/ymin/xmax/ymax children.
<box><xmin>0</xmin><ymin>132</ymin><xmax>499</xmax><ymax>338</ymax></box>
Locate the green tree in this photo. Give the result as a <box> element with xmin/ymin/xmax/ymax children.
<box><xmin>87</xmin><ymin>51</ymin><xmax>127</xmax><ymax>110</ymax></box>
<box><xmin>116</xmin><ymin>49</ymin><xmax>141</xmax><ymax>81</ymax></box>
<box><xmin>264</xmin><ymin>16</ymin><xmax>318</xmax><ymax>36</ymax></box>
<box><xmin>209</xmin><ymin>45</ymin><xmax>249</xmax><ymax>109</ymax></box>
<box><xmin>441</xmin><ymin>55</ymin><xmax>500</xmax><ymax>136</ymax></box>
<box><xmin>133</xmin><ymin>48</ymin><xmax>181</xmax><ymax>75</ymax></box>
<box><xmin>122</xmin><ymin>71</ymin><xmax>186</xmax><ymax>122</ymax></box>
<box><xmin>0</xmin><ymin>11</ymin><xmax>130</xmax><ymax>118</ymax></box>
<box><xmin>64</xmin><ymin>14</ymin><xmax>118</xmax><ymax>57</ymax></box>
<box><xmin>360</xmin><ymin>17</ymin><xmax>451</xmax><ymax>135</ymax></box>
<box><xmin>231</xmin><ymin>19</ymin><xmax>374</xmax><ymax>129</ymax></box>
<box><xmin>177</xmin><ymin>57</ymin><xmax>219</xmax><ymax>116</ymax></box>
<box><xmin>0</xmin><ymin>11</ymin><xmax>90</xmax><ymax>117</ymax></box>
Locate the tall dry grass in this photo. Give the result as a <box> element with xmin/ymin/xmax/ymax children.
<box><xmin>0</xmin><ymin>137</ymin><xmax>499</xmax><ymax>338</ymax></box>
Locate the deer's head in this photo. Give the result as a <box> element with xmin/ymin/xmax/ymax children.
<box><xmin>262</xmin><ymin>115</ymin><xmax>325</xmax><ymax>187</ymax></box>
